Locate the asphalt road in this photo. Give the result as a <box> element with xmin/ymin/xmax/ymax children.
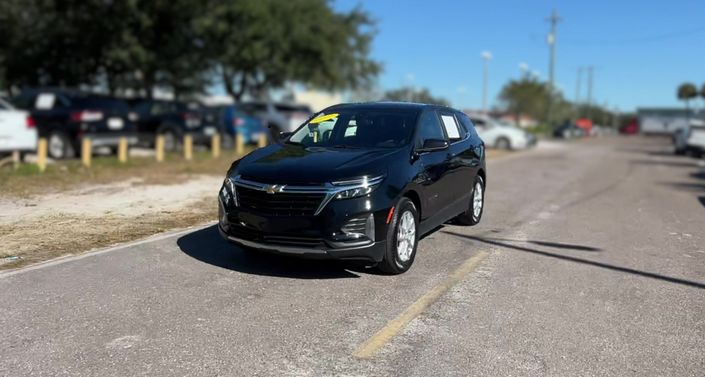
<box><xmin>2</xmin><ymin>136</ymin><xmax>704</xmax><ymax>376</ymax></box>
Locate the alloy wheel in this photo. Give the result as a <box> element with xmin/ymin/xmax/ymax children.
<box><xmin>396</xmin><ymin>210</ymin><xmax>416</xmax><ymax>262</ymax></box>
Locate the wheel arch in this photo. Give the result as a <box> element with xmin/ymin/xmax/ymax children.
<box><xmin>402</xmin><ymin>189</ymin><xmax>422</xmax><ymax>219</ymax></box>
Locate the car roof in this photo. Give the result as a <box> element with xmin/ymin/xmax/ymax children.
<box><xmin>324</xmin><ymin>101</ymin><xmax>453</xmax><ymax>112</ymax></box>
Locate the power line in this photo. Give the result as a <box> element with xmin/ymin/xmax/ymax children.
<box><xmin>564</xmin><ymin>25</ymin><xmax>705</xmax><ymax>46</ymax></box>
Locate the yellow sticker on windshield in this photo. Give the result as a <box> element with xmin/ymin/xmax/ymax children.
<box><xmin>309</xmin><ymin>113</ymin><xmax>339</xmax><ymax>124</ymax></box>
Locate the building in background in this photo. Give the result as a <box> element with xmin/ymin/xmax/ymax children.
<box><xmin>637</xmin><ymin>108</ymin><xmax>704</xmax><ymax>134</ymax></box>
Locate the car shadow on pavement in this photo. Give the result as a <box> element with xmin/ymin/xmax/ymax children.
<box><xmin>177</xmin><ymin>225</ymin><xmax>362</xmax><ymax>279</ymax></box>
<box><xmin>444</xmin><ymin>230</ymin><xmax>705</xmax><ymax>290</ymax></box>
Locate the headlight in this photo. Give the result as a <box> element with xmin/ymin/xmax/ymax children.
<box><xmin>220</xmin><ymin>178</ymin><xmax>237</xmax><ymax>206</ymax></box>
<box><xmin>331</xmin><ymin>175</ymin><xmax>384</xmax><ymax>200</ymax></box>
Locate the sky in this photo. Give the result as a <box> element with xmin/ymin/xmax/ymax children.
<box><xmin>334</xmin><ymin>0</ymin><xmax>705</xmax><ymax>112</ymax></box>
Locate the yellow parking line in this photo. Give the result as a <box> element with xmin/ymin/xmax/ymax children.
<box><xmin>353</xmin><ymin>251</ymin><xmax>489</xmax><ymax>359</ymax></box>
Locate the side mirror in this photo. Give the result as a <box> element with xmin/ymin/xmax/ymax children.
<box><xmin>417</xmin><ymin>139</ymin><xmax>449</xmax><ymax>153</ymax></box>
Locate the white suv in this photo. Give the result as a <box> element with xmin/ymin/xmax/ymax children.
<box><xmin>0</xmin><ymin>97</ymin><xmax>37</xmax><ymax>160</ymax></box>
<box><xmin>467</xmin><ymin>114</ymin><xmax>536</xmax><ymax>150</ymax></box>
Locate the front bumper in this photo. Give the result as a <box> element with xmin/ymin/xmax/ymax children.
<box><xmin>84</xmin><ymin>133</ymin><xmax>138</xmax><ymax>147</ymax></box>
<box><xmin>218</xmin><ymin>224</ymin><xmax>386</xmax><ymax>261</ymax></box>
<box><xmin>217</xmin><ymin>184</ymin><xmax>392</xmax><ymax>262</ymax></box>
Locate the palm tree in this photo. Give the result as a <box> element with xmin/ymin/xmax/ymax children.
<box><xmin>677</xmin><ymin>83</ymin><xmax>698</xmax><ymax>113</ymax></box>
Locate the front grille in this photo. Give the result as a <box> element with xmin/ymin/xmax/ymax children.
<box><xmin>235</xmin><ymin>186</ymin><xmax>325</xmax><ymax>216</ymax></box>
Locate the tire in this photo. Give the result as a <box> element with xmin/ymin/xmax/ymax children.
<box><xmin>48</xmin><ymin>131</ymin><xmax>76</xmax><ymax>160</ymax></box>
<box><xmin>221</xmin><ymin>133</ymin><xmax>235</xmax><ymax>150</ymax></box>
<box><xmin>455</xmin><ymin>175</ymin><xmax>485</xmax><ymax>226</ymax></box>
<box><xmin>495</xmin><ymin>137</ymin><xmax>511</xmax><ymax>150</ymax></box>
<box><xmin>159</xmin><ymin>128</ymin><xmax>180</xmax><ymax>152</ymax></box>
<box><xmin>378</xmin><ymin>197</ymin><xmax>419</xmax><ymax>274</ymax></box>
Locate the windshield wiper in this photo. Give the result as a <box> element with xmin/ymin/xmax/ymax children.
<box><xmin>330</xmin><ymin>144</ymin><xmax>361</xmax><ymax>149</ymax></box>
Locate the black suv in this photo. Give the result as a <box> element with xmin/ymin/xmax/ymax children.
<box><xmin>12</xmin><ymin>88</ymin><xmax>137</xmax><ymax>159</ymax></box>
<box><xmin>129</xmin><ymin>99</ymin><xmax>221</xmax><ymax>151</ymax></box>
<box><xmin>218</xmin><ymin>102</ymin><xmax>486</xmax><ymax>274</ymax></box>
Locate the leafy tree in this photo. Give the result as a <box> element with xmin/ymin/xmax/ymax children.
<box><xmin>498</xmin><ymin>78</ymin><xmax>551</xmax><ymax>124</ymax></box>
<box><xmin>383</xmin><ymin>87</ymin><xmax>450</xmax><ymax>106</ymax></box>
<box><xmin>198</xmin><ymin>0</ymin><xmax>381</xmax><ymax>100</ymax></box>
<box><xmin>677</xmin><ymin>82</ymin><xmax>697</xmax><ymax>112</ymax></box>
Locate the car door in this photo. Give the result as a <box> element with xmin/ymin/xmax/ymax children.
<box><xmin>438</xmin><ymin>110</ymin><xmax>475</xmax><ymax>204</ymax></box>
<box><xmin>412</xmin><ymin>109</ymin><xmax>452</xmax><ymax>223</ymax></box>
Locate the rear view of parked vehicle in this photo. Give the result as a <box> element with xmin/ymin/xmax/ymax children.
<box><xmin>674</xmin><ymin>119</ymin><xmax>705</xmax><ymax>157</ymax></box>
<box><xmin>129</xmin><ymin>99</ymin><xmax>220</xmax><ymax>152</ymax></box>
<box><xmin>0</xmin><ymin>97</ymin><xmax>37</xmax><ymax>160</ymax></box>
<box><xmin>207</xmin><ymin>104</ymin><xmax>265</xmax><ymax>146</ymax></box>
<box><xmin>240</xmin><ymin>101</ymin><xmax>312</xmax><ymax>140</ymax></box>
<box><xmin>467</xmin><ymin>113</ymin><xmax>536</xmax><ymax>149</ymax></box>
<box><xmin>11</xmin><ymin>89</ymin><xmax>137</xmax><ymax>160</ymax></box>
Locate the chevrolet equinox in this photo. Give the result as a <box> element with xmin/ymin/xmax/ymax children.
<box><xmin>218</xmin><ymin>102</ymin><xmax>486</xmax><ymax>274</ymax></box>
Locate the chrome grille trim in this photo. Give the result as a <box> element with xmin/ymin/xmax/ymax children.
<box><xmin>231</xmin><ymin>175</ymin><xmax>384</xmax><ymax>216</ymax></box>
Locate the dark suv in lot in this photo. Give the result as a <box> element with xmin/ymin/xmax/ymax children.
<box><xmin>218</xmin><ymin>102</ymin><xmax>486</xmax><ymax>274</ymax></box>
<box><xmin>12</xmin><ymin>88</ymin><xmax>137</xmax><ymax>159</ymax></box>
<box><xmin>129</xmin><ymin>99</ymin><xmax>220</xmax><ymax>151</ymax></box>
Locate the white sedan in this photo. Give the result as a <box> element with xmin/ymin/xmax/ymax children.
<box><xmin>467</xmin><ymin>114</ymin><xmax>536</xmax><ymax>150</ymax></box>
<box><xmin>0</xmin><ymin>97</ymin><xmax>37</xmax><ymax>159</ymax></box>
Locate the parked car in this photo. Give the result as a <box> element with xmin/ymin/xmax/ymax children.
<box><xmin>129</xmin><ymin>99</ymin><xmax>220</xmax><ymax>151</ymax></box>
<box><xmin>619</xmin><ymin>118</ymin><xmax>639</xmax><ymax>135</ymax></box>
<box><xmin>11</xmin><ymin>88</ymin><xmax>137</xmax><ymax>159</ymax></box>
<box><xmin>466</xmin><ymin>114</ymin><xmax>536</xmax><ymax>149</ymax></box>
<box><xmin>217</xmin><ymin>102</ymin><xmax>486</xmax><ymax>274</ymax></box>
<box><xmin>239</xmin><ymin>101</ymin><xmax>312</xmax><ymax>140</ymax></box>
<box><xmin>553</xmin><ymin>122</ymin><xmax>585</xmax><ymax>139</ymax></box>
<box><xmin>0</xmin><ymin>97</ymin><xmax>37</xmax><ymax>160</ymax></box>
<box><xmin>206</xmin><ymin>104</ymin><xmax>266</xmax><ymax>146</ymax></box>
<box><xmin>674</xmin><ymin>119</ymin><xmax>705</xmax><ymax>157</ymax></box>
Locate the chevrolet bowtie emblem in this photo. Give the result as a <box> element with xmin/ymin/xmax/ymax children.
<box><xmin>265</xmin><ymin>184</ymin><xmax>285</xmax><ymax>194</ymax></box>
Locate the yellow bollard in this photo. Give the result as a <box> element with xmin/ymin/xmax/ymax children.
<box><xmin>11</xmin><ymin>150</ymin><xmax>20</xmax><ymax>170</ymax></box>
<box><xmin>155</xmin><ymin>135</ymin><xmax>165</xmax><ymax>162</ymax></box>
<box><xmin>211</xmin><ymin>134</ymin><xmax>221</xmax><ymax>159</ymax></box>
<box><xmin>183</xmin><ymin>134</ymin><xmax>193</xmax><ymax>161</ymax></box>
<box><xmin>235</xmin><ymin>133</ymin><xmax>244</xmax><ymax>155</ymax></box>
<box><xmin>257</xmin><ymin>133</ymin><xmax>267</xmax><ymax>148</ymax></box>
<box><xmin>81</xmin><ymin>138</ymin><xmax>92</xmax><ymax>167</ymax></box>
<box><xmin>37</xmin><ymin>138</ymin><xmax>47</xmax><ymax>172</ymax></box>
<box><xmin>118</xmin><ymin>137</ymin><xmax>128</xmax><ymax>163</ymax></box>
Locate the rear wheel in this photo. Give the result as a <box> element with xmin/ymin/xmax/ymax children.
<box><xmin>48</xmin><ymin>131</ymin><xmax>75</xmax><ymax>160</ymax></box>
<box><xmin>378</xmin><ymin>197</ymin><xmax>419</xmax><ymax>274</ymax></box>
<box><xmin>160</xmin><ymin>128</ymin><xmax>180</xmax><ymax>152</ymax></box>
<box><xmin>455</xmin><ymin>175</ymin><xmax>485</xmax><ymax>226</ymax></box>
<box><xmin>495</xmin><ymin>137</ymin><xmax>511</xmax><ymax>150</ymax></box>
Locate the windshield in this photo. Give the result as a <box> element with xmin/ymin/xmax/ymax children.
<box><xmin>287</xmin><ymin>108</ymin><xmax>418</xmax><ymax>148</ymax></box>
<box><xmin>494</xmin><ymin>119</ymin><xmax>514</xmax><ymax>127</ymax></box>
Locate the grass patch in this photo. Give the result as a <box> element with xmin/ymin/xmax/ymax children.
<box><xmin>0</xmin><ymin>197</ymin><xmax>216</xmax><ymax>270</ymax></box>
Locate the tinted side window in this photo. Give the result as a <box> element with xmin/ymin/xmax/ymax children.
<box><xmin>416</xmin><ymin>110</ymin><xmax>446</xmax><ymax>147</ymax></box>
<box><xmin>457</xmin><ymin>113</ymin><xmax>480</xmax><ymax>139</ymax></box>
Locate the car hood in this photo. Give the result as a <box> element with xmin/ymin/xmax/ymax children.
<box><xmin>232</xmin><ymin>144</ymin><xmax>402</xmax><ymax>184</ymax></box>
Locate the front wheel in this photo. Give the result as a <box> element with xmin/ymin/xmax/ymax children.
<box><xmin>455</xmin><ymin>175</ymin><xmax>485</xmax><ymax>226</ymax></box>
<box><xmin>378</xmin><ymin>197</ymin><xmax>419</xmax><ymax>274</ymax></box>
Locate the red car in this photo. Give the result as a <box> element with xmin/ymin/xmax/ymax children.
<box><xmin>619</xmin><ymin>118</ymin><xmax>639</xmax><ymax>135</ymax></box>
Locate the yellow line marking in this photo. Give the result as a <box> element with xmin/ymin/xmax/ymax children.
<box><xmin>353</xmin><ymin>251</ymin><xmax>489</xmax><ymax>359</ymax></box>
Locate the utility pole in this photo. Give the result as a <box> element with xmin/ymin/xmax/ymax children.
<box><xmin>546</xmin><ymin>10</ymin><xmax>561</xmax><ymax>89</ymax></box>
<box><xmin>481</xmin><ymin>51</ymin><xmax>492</xmax><ymax>114</ymax></box>
<box><xmin>587</xmin><ymin>66</ymin><xmax>593</xmax><ymax>109</ymax></box>
<box><xmin>575</xmin><ymin>67</ymin><xmax>582</xmax><ymax>118</ymax></box>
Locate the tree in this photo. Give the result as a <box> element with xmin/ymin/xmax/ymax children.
<box><xmin>677</xmin><ymin>82</ymin><xmax>697</xmax><ymax>112</ymax></box>
<box><xmin>498</xmin><ymin>78</ymin><xmax>552</xmax><ymax>124</ymax></box>
<box><xmin>198</xmin><ymin>0</ymin><xmax>381</xmax><ymax>100</ymax></box>
<box><xmin>383</xmin><ymin>87</ymin><xmax>450</xmax><ymax>106</ymax></box>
